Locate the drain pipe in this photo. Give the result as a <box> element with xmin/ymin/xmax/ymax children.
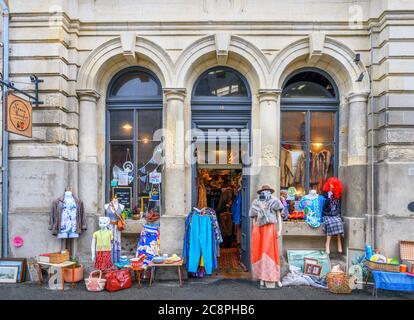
<box><xmin>1</xmin><ymin>0</ymin><xmax>9</xmax><ymax>257</ymax></box>
<box><xmin>368</xmin><ymin>26</ymin><xmax>375</xmax><ymax>249</ymax></box>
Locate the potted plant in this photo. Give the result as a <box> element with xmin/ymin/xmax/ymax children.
<box><xmin>63</xmin><ymin>256</ymin><xmax>84</xmax><ymax>283</ymax></box>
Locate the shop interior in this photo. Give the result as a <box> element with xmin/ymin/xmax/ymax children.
<box><xmin>196</xmin><ymin>168</ymin><xmax>248</xmax><ymax>278</ymax></box>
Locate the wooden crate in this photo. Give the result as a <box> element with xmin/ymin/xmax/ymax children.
<box><xmin>39</xmin><ymin>250</ymin><xmax>70</xmax><ymax>264</ymax></box>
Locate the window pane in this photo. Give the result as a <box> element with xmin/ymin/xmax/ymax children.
<box><xmin>310</xmin><ymin>112</ymin><xmax>335</xmax><ymax>193</ymax></box>
<box><xmin>310</xmin><ymin>112</ymin><xmax>335</xmax><ymax>143</ymax></box>
<box><xmin>309</xmin><ymin>143</ymin><xmax>334</xmax><ymax>194</ymax></box>
<box><xmin>194</xmin><ymin>69</ymin><xmax>248</xmax><ymax>97</ymax></box>
<box><xmin>137</xmin><ymin>110</ymin><xmax>162</xmax><ymax>141</ymax></box>
<box><xmin>283</xmin><ymin>81</ymin><xmax>334</xmax><ymax>99</ymax></box>
<box><xmin>282</xmin><ymin>71</ymin><xmax>336</xmax><ymax>98</ymax></box>
<box><xmin>281</xmin><ymin>111</ymin><xmax>306</xmax><ymax>143</ymax></box>
<box><xmin>111</xmin><ymin>72</ymin><xmax>161</xmax><ymax>97</ymax></box>
<box><xmin>110</xmin><ymin>111</ymin><xmax>133</xmax><ymax>140</ymax></box>
<box><xmin>280</xmin><ymin>111</ymin><xmax>307</xmax><ymax>196</ymax></box>
<box><xmin>137</xmin><ymin>141</ymin><xmax>161</xmax><ymax>196</ymax></box>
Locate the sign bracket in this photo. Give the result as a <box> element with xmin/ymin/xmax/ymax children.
<box><xmin>0</xmin><ymin>74</ymin><xmax>44</xmax><ymax>107</ymax></box>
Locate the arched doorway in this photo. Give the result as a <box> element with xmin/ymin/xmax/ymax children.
<box><xmin>105</xmin><ymin>67</ymin><xmax>163</xmax><ymax>215</ymax></box>
<box><xmin>191</xmin><ymin>67</ymin><xmax>252</xmax><ymax>276</ymax></box>
<box><xmin>280</xmin><ymin>68</ymin><xmax>339</xmax><ymax>211</ymax></box>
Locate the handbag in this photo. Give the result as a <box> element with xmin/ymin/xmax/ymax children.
<box><xmin>115</xmin><ymin>212</ymin><xmax>126</xmax><ymax>231</ymax></box>
<box><xmin>104</xmin><ymin>269</ymin><xmax>132</xmax><ymax>292</ymax></box>
<box><xmin>85</xmin><ymin>270</ymin><xmax>106</xmax><ymax>292</ymax></box>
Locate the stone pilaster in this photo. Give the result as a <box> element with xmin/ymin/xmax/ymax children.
<box><xmin>160</xmin><ymin>89</ymin><xmax>187</xmax><ymax>260</ymax></box>
<box><xmin>256</xmin><ymin>89</ymin><xmax>281</xmax><ymax>192</ymax></box>
<box><xmin>76</xmin><ymin>89</ymin><xmax>100</xmax><ymax>215</ymax></box>
<box><xmin>342</xmin><ymin>91</ymin><xmax>369</xmax><ymax>249</ymax></box>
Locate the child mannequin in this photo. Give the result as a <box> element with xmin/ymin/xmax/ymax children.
<box><xmin>322</xmin><ymin>177</ymin><xmax>344</xmax><ymax>255</ymax></box>
<box><xmin>91</xmin><ymin>216</ymin><xmax>114</xmax><ymax>270</ymax></box>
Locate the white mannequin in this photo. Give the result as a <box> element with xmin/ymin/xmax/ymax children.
<box><xmin>91</xmin><ymin>216</ymin><xmax>110</xmax><ymax>262</ymax></box>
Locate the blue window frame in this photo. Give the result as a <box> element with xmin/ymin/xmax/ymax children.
<box><xmin>280</xmin><ymin>68</ymin><xmax>339</xmax><ymax>196</ymax></box>
<box><xmin>106</xmin><ymin>67</ymin><xmax>163</xmax><ymax>211</ymax></box>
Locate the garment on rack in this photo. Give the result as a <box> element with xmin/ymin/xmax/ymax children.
<box><xmin>183</xmin><ymin>208</ymin><xmax>222</xmax><ymax>276</ymax></box>
<box><xmin>231</xmin><ymin>189</ymin><xmax>242</xmax><ymax>225</ymax></box>
<box><xmin>219</xmin><ymin>212</ymin><xmax>233</xmax><ymax>237</ymax></box>
<box><xmin>188</xmin><ymin>214</ymin><xmax>214</xmax><ymax>274</ymax></box>
<box><xmin>197</xmin><ymin>178</ymin><xmax>208</xmax><ymax>209</ymax></box>
<box><xmin>58</xmin><ymin>192</ymin><xmax>79</xmax><ymax>239</ymax></box>
<box><xmin>106</xmin><ymin>204</ymin><xmax>123</xmax><ymax>263</ymax></box>
<box><xmin>218</xmin><ymin>187</ymin><xmax>233</xmax><ymax>213</ymax></box>
<box><xmin>136</xmin><ymin>224</ymin><xmax>160</xmax><ymax>267</ymax></box>
<box><xmin>310</xmin><ymin>149</ymin><xmax>332</xmax><ymax>191</ymax></box>
<box><xmin>50</xmin><ymin>194</ymin><xmax>86</xmax><ymax>236</ymax></box>
<box><xmin>294</xmin><ymin>153</ymin><xmax>306</xmax><ymax>186</ymax></box>
<box><xmin>280</xmin><ymin>148</ymin><xmax>294</xmax><ymax>187</ymax></box>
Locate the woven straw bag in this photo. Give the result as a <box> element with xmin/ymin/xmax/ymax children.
<box><xmin>85</xmin><ymin>270</ymin><xmax>106</xmax><ymax>292</ymax></box>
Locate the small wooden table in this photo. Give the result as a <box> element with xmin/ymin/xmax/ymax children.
<box><xmin>127</xmin><ymin>266</ymin><xmax>146</xmax><ymax>288</ymax></box>
<box><xmin>37</xmin><ymin>261</ymin><xmax>76</xmax><ymax>291</ymax></box>
<box><xmin>148</xmin><ymin>260</ymin><xmax>184</xmax><ymax>287</ymax></box>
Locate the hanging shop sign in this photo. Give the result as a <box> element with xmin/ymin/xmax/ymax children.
<box><xmin>112</xmin><ymin>187</ymin><xmax>132</xmax><ymax>210</ymax></box>
<box><xmin>6</xmin><ymin>93</ymin><xmax>32</xmax><ymax>138</ymax></box>
<box><xmin>149</xmin><ymin>171</ymin><xmax>162</xmax><ymax>184</ymax></box>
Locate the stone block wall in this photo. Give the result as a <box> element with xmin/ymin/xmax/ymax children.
<box><xmin>0</xmin><ymin>0</ymin><xmax>413</xmax><ymax>264</ymax></box>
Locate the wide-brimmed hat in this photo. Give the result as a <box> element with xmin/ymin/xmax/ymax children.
<box><xmin>257</xmin><ymin>184</ymin><xmax>275</xmax><ymax>194</ymax></box>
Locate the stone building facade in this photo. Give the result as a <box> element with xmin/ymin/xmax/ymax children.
<box><xmin>0</xmin><ymin>0</ymin><xmax>413</xmax><ymax>268</ymax></box>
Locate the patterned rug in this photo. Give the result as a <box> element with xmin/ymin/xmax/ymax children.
<box><xmin>218</xmin><ymin>247</ymin><xmax>244</xmax><ymax>272</ymax></box>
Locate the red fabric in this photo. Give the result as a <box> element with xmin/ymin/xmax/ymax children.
<box><xmin>94</xmin><ymin>251</ymin><xmax>113</xmax><ymax>271</ymax></box>
<box><xmin>251</xmin><ymin>223</ymin><xmax>280</xmax><ymax>282</ymax></box>
<box><xmin>105</xmin><ymin>269</ymin><xmax>132</xmax><ymax>292</ymax></box>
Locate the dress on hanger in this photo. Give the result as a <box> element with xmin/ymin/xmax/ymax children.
<box><xmin>58</xmin><ymin>192</ymin><xmax>79</xmax><ymax>239</ymax></box>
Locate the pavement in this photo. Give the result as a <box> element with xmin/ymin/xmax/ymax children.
<box><xmin>0</xmin><ymin>278</ymin><xmax>413</xmax><ymax>300</ymax></box>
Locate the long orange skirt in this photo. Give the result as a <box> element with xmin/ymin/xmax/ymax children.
<box><xmin>251</xmin><ymin>223</ymin><xmax>280</xmax><ymax>282</ymax></box>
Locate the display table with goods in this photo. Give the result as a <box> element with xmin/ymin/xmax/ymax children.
<box><xmin>363</xmin><ymin>242</ymin><xmax>414</xmax><ymax>297</ymax></box>
<box><xmin>148</xmin><ymin>255</ymin><xmax>184</xmax><ymax>287</ymax></box>
<box><xmin>370</xmin><ymin>271</ymin><xmax>414</xmax><ymax>296</ymax></box>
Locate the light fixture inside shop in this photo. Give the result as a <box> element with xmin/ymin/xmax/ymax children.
<box><xmin>142</xmin><ymin>137</ymin><xmax>150</xmax><ymax>144</ymax></box>
<box><xmin>312</xmin><ymin>143</ymin><xmax>323</xmax><ymax>148</ymax></box>
<box><xmin>122</xmin><ymin>123</ymin><xmax>132</xmax><ymax>131</ymax></box>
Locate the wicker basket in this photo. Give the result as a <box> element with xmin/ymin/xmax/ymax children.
<box><xmin>364</xmin><ymin>259</ymin><xmax>400</xmax><ymax>273</ymax></box>
<box><xmin>400</xmin><ymin>241</ymin><xmax>414</xmax><ymax>262</ymax></box>
<box><xmin>326</xmin><ymin>272</ymin><xmax>352</xmax><ymax>294</ymax></box>
<box><xmin>49</xmin><ymin>250</ymin><xmax>70</xmax><ymax>264</ymax></box>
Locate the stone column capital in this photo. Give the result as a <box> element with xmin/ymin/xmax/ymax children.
<box><xmin>163</xmin><ymin>88</ymin><xmax>187</xmax><ymax>102</ymax></box>
<box><xmin>347</xmin><ymin>91</ymin><xmax>370</xmax><ymax>104</ymax></box>
<box><xmin>76</xmin><ymin>89</ymin><xmax>101</xmax><ymax>102</ymax></box>
<box><xmin>257</xmin><ymin>89</ymin><xmax>282</xmax><ymax>104</ymax></box>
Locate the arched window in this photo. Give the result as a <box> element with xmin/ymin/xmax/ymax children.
<box><xmin>193</xmin><ymin>68</ymin><xmax>249</xmax><ymax>98</ymax></box>
<box><xmin>280</xmin><ymin>69</ymin><xmax>339</xmax><ymax>198</ymax></box>
<box><xmin>106</xmin><ymin>67</ymin><xmax>163</xmax><ymax>214</ymax></box>
<box><xmin>109</xmin><ymin>71</ymin><xmax>162</xmax><ymax>98</ymax></box>
<box><xmin>191</xmin><ymin>67</ymin><xmax>252</xmax><ymax>167</ymax></box>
